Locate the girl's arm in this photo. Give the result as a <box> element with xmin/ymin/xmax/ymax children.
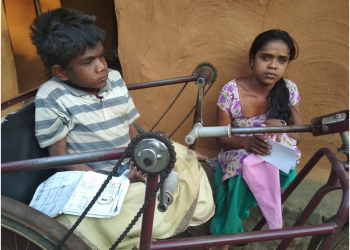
<box><xmin>287</xmin><ymin>102</ymin><xmax>302</xmax><ymax>143</ymax></box>
<box><xmin>216</xmin><ymin>107</ymin><xmax>271</xmax><ymax>155</ymax></box>
<box><xmin>264</xmin><ymin>102</ymin><xmax>302</xmax><ymax>144</ymax></box>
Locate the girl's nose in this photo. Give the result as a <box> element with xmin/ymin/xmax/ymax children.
<box><xmin>268</xmin><ymin>59</ymin><xmax>278</xmax><ymax>69</ymax></box>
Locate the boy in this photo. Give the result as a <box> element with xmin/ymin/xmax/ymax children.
<box><xmin>30</xmin><ymin>8</ymin><xmax>214</xmax><ymax>248</ymax></box>
<box><xmin>31</xmin><ymin>8</ymin><xmax>143</xmax><ymax>180</ymax></box>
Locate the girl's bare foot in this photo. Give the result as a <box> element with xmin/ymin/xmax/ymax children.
<box><xmin>126</xmin><ymin>165</ymin><xmax>147</xmax><ymax>183</ymax></box>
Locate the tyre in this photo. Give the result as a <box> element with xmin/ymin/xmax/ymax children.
<box><xmin>2</xmin><ymin>215</ymin><xmax>56</xmax><ymax>250</ymax></box>
<box><xmin>1</xmin><ymin>195</ymin><xmax>92</xmax><ymax>250</ymax></box>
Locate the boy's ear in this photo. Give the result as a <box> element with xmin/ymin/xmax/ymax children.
<box><xmin>51</xmin><ymin>65</ymin><xmax>69</xmax><ymax>81</ymax></box>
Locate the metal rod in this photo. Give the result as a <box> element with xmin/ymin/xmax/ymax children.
<box><xmin>127</xmin><ymin>75</ymin><xmax>197</xmax><ymax>91</ymax></box>
<box><xmin>189</xmin><ymin>84</ymin><xmax>205</xmax><ymax>151</ymax></box>
<box><xmin>149</xmin><ymin>224</ymin><xmax>334</xmax><ymax>250</ymax></box>
<box><xmin>33</xmin><ymin>0</ymin><xmax>42</xmax><ymax>16</ymax></box>
<box><xmin>185</xmin><ymin>125</ymin><xmax>312</xmax><ymax>145</ymax></box>
<box><xmin>231</xmin><ymin>125</ymin><xmax>312</xmax><ymax>134</ymax></box>
<box><xmin>277</xmin><ymin>147</ymin><xmax>349</xmax><ymax>249</ymax></box>
<box><xmin>276</xmin><ymin>186</ymin><xmax>340</xmax><ymax>250</ymax></box>
<box><xmin>1</xmin><ymin>75</ymin><xmax>198</xmax><ymax>111</ymax></box>
<box><xmin>340</xmin><ymin>131</ymin><xmax>349</xmax><ymax>147</ymax></box>
<box><xmin>140</xmin><ymin>174</ymin><xmax>159</xmax><ymax>250</ymax></box>
<box><xmin>1</xmin><ymin>86</ymin><xmax>39</xmax><ymax>110</ymax></box>
<box><xmin>1</xmin><ymin>148</ymin><xmax>126</xmax><ymax>173</ymax></box>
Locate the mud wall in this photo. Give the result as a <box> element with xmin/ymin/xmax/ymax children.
<box><xmin>1</xmin><ymin>0</ymin><xmax>22</xmax><ymax>117</ymax></box>
<box><xmin>114</xmin><ymin>0</ymin><xmax>349</xmax><ymax>172</ymax></box>
<box><xmin>2</xmin><ymin>0</ymin><xmax>61</xmax><ymax>94</ymax></box>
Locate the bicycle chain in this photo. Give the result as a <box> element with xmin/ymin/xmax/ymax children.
<box><xmin>150</xmin><ymin>62</ymin><xmax>218</xmax><ymax>136</ymax></box>
<box><xmin>170</xmin><ymin>62</ymin><xmax>218</xmax><ymax>137</ymax></box>
<box><xmin>55</xmin><ymin>131</ymin><xmax>176</xmax><ymax>250</ymax></box>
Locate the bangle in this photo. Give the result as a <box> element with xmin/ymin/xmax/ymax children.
<box><xmin>278</xmin><ymin>119</ymin><xmax>287</xmax><ymax>126</ymax></box>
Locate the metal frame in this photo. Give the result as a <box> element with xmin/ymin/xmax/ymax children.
<box><xmin>1</xmin><ymin>73</ymin><xmax>349</xmax><ymax>250</ymax></box>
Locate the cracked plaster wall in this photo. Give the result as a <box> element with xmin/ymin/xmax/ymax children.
<box><xmin>115</xmin><ymin>0</ymin><xmax>349</xmax><ymax>173</ymax></box>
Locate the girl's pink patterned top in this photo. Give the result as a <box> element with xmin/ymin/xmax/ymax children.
<box><xmin>208</xmin><ymin>78</ymin><xmax>301</xmax><ymax>183</ymax></box>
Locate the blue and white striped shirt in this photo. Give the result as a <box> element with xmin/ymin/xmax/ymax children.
<box><xmin>35</xmin><ymin>69</ymin><xmax>140</xmax><ymax>171</ymax></box>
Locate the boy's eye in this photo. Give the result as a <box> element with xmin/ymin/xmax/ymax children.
<box><xmin>261</xmin><ymin>55</ymin><xmax>269</xmax><ymax>60</ymax></box>
<box><xmin>84</xmin><ymin>61</ymin><xmax>92</xmax><ymax>65</ymax></box>
<box><xmin>101</xmin><ymin>51</ymin><xmax>108</xmax><ymax>58</ymax></box>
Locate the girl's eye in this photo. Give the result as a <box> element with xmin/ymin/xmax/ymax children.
<box><xmin>261</xmin><ymin>55</ymin><xmax>269</xmax><ymax>60</ymax></box>
<box><xmin>279</xmin><ymin>58</ymin><xmax>287</xmax><ymax>63</ymax></box>
<box><xmin>84</xmin><ymin>61</ymin><xmax>92</xmax><ymax>65</ymax></box>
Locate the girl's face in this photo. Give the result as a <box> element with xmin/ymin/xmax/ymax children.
<box><xmin>250</xmin><ymin>39</ymin><xmax>290</xmax><ymax>85</ymax></box>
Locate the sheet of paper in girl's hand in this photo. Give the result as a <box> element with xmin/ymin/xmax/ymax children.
<box><xmin>257</xmin><ymin>139</ymin><xmax>296</xmax><ymax>174</ymax></box>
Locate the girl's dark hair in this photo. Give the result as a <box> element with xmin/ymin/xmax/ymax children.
<box><xmin>249</xmin><ymin>29</ymin><xmax>299</xmax><ymax>124</ymax></box>
<box><xmin>30</xmin><ymin>8</ymin><xmax>105</xmax><ymax>71</ymax></box>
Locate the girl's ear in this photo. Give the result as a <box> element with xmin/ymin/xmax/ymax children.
<box><xmin>249</xmin><ymin>54</ymin><xmax>254</xmax><ymax>68</ymax></box>
<box><xmin>51</xmin><ymin>65</ymin><xmax>69</xmax><ymax>81</ymax></box>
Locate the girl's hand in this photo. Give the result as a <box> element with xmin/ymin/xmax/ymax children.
<box><xmin>264</xmin><ymin>119</ymin><xmax>285</xmax><ymax>142</ymax></box>
<box><xmin>244</xmin><ymin>135</ymin><xmax>271</xmax><ymax>156</ymax></box>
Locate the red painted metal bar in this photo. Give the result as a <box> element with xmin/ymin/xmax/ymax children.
<box><xmin>140</xmin><ymin>174</ymin><xmax>159</xmax><ymax>250</ymax></box>
<box><xmin>149</xmin><ymin>224</ymin><xmax>334</xmax><ymax>250</ymax></box>
<box><xmin>1</xmin><ymin>86</ymin><xmax>39</xmax><ymax>111</ymax></box>
<box><xmin>127</xmin><ymin>75</ymin><xmax>197</xmax><ymax>91</ymax></box>
<box><xmin>1</xmin><ymin>75</ymin><xmax>198</xmax><ymax>111</ymax></box>
<box><xmin>276</xmin><ymin>148</ymin><xmax>349</xmax><ymax>249</ymax></box>
<box><xmin>1</xmin><ymin>148</ymin><xmax>126</xmax><ymax>173</ymax></box>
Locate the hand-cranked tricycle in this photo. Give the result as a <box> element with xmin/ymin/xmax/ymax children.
<box><xmin>1</xmin><ymin>63</ymin><xmax>348</xmax><ymax>250</ymax></box>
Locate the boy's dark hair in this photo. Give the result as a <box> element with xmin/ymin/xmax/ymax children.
<box><xmin>30</xmin><ymin>8</ymin><xmax>105</xmax><ymax>71</ymax></box>
<box><xmin>249</xmin><ymin>29</ymin><xmax>299</xmax><ymax>124</ymax></box>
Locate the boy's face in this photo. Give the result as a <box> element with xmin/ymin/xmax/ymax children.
<box><xmin>63</xmin><ymin>41</ymin><xmax>108</xmax><ymax>93</ymax></box>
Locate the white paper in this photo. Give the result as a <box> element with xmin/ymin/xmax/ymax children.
<box><xmin>63</xmin><ymin>171</ymin><xmax>129</xmax><ymax>218</ymax></box>
<box><xmin>29</xmin><ymin>171</ymin><xmax>130</xmax><ymax>218</ymax></box>
<box><xmin>257</xmin><ymin>139</ymin><xmax>296</xmax><ymax>174</ymax></box>
<box><xmin>29</xmin><ymin>171</ymin><xmax>85</xmax><ymax>217</ymax></box>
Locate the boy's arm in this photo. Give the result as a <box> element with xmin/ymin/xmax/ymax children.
<box><xmin>129</xmin><ymin>123</ymin><xmax>139</xmax><ymax>139</ymax></box>
<box><xmin>48</xmin><ymin>137</ymin><xmax>95</xmax><ymax>171</ymax></box>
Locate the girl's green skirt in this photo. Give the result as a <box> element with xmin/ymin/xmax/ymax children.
<box><xmin>210</xmin><ymin>164</ymin><xmax>296</xmax><ymax>235</ymax></box>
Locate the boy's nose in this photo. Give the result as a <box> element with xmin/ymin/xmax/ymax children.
<box><xmin>96</xmin><ymin>58</ymin><xmax>107</xmax><ymax>72</ymax></box>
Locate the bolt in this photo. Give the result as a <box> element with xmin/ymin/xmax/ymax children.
<box><xmin>334</xmin><ymin>113</ymin><xmax>342</xmax><ymax>119</ymax></box>
<box><xmin>197</xmin><ymin>78</ymin><xmax>205</xmax><ymax>85</ymax></box>
<box><xmin>321</xmin><ymin>125</ymin><xmax>329</xmax><ymax>132</ymax></box>
<box><xmin>143</xmin><ymin>158</ymin><xmax>152</xmax><ymax>166</ymax></box>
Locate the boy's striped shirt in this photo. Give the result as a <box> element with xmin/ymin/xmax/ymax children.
<box><xmin>35</xmin><ymin>69</ymin><xmax>140</xmax><ymax>171</ymax></box>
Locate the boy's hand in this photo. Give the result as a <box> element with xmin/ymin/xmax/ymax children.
<box><xmin>264</xmin><ymin>119</ymin><xmax>285</xmax><ymax>142</ymax></box>
<box><xmin>244</xmin><ymin>135</ymin><xmax>271</xmax><ymax>156</ymax></box>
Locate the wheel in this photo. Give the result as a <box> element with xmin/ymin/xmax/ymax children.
<box><xmin>1</xmin><ymin>195</ymin><xmax>92</xmax><ymax>250</ymax></box>
<box><xmin>2</xmin><ymin>215</ymin><xmax>56</xmax><ymax>250</ymax></box>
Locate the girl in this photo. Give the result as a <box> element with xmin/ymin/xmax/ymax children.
<box><xmin>208</xmin><ymin>29</ymin><xmax>302</xmax><ymax>250</ymax></box>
